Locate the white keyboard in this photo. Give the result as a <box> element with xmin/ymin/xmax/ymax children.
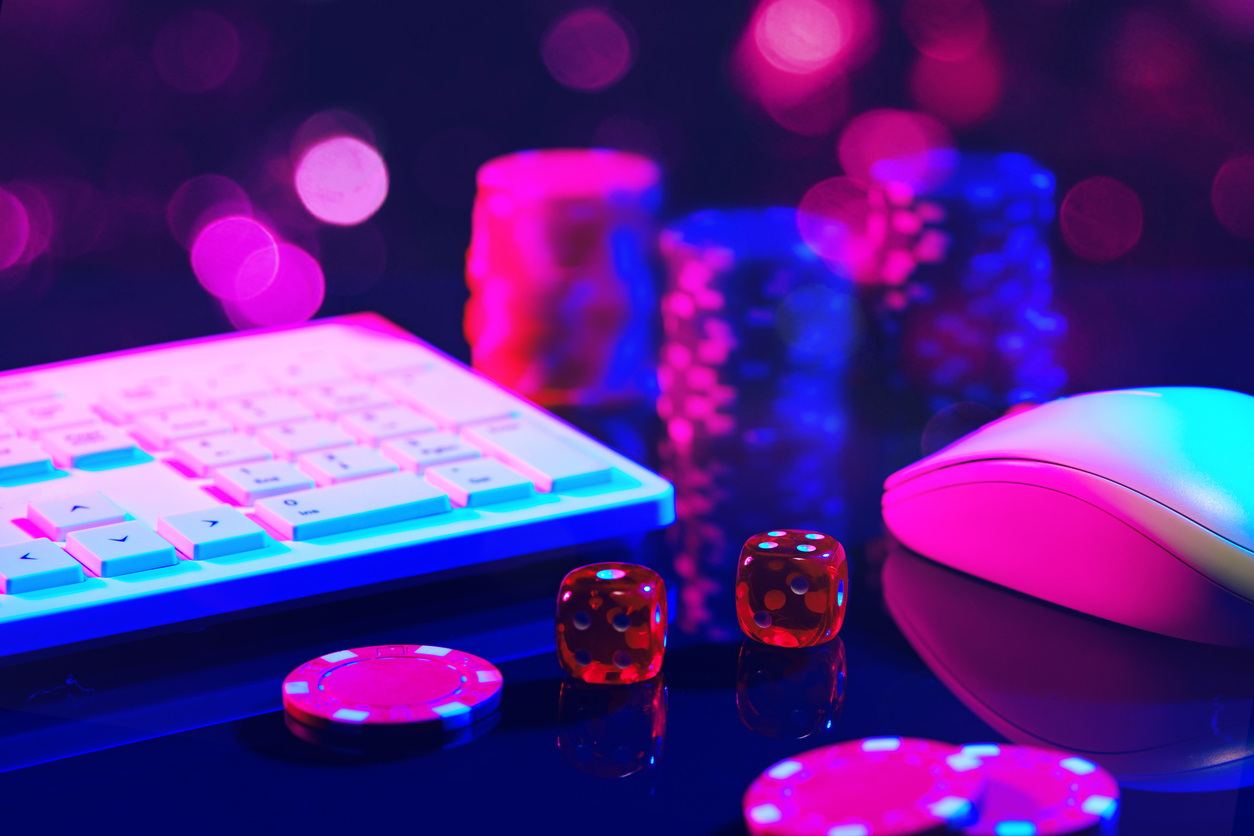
<box><xmin>0</xmin><ymin>314</ymin><xmax>674</xmax><ymax>661</ymax></box>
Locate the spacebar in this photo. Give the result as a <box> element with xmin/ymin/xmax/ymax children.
<box><xmin>253</xmin><ymin>473</ymin><xmax>451</xmax><ymax>540</ymax></box>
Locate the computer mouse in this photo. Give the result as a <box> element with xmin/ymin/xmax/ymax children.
<box><xmin>882</xmin><ymin>386</ymin><xmax>1254</xmax><ymax>646</ymax></box>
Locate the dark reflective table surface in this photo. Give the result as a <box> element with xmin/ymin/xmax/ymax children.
<box><xmin>0</xmin><ymin>409</ymin><xmax>1253</xmax><ymax>836</ymax></box>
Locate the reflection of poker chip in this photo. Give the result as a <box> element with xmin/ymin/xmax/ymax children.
<box><xmin>743</xmin><ymin>736</ymin><xmax>985</xmax><ymax>835</ymax></box>
<box><xmin>281</xmin><ymin>645</ymin><xmax>503</xmax><ymax>735</ymax></box>
<box><xmin>284</xmin><ymin>709</ymin><xmax>501</xmax><ymax>756</ymax></box>
<box><xmin>959</xmin><ymin>744</ymin><xmax>1119</xmax><ymax>835</ymax></box>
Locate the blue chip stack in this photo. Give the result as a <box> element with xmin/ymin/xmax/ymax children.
<box><xmin>658</xmin><ymin>209</ymin><xmax>856</xmax><ymax>636</ymax></box>
<box><xmin>898</xmin><ymin>153</ymin><xmax>1067</xmax><ymax>410</ymax></box>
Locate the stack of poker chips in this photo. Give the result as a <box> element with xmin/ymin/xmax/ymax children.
<box><xmin>465</xmin><ymin>148</ymin><xmax>661</xmax><ymax>408</ymax></box>
<box><xmin>744</xmin><ymin>737</ymin><xmax>1120</xmax><ymax>835</ymax></box>
<box><xmin>889</xmin><ymin>153</ymin><xmax>1067</xmax><ymax>411</ymax></box>
<box><xmin>658</xmin><ymin>209</ymin><xmax>857</xmax><ymax>636</ymax></box>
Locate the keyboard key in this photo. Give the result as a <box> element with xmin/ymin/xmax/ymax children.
<box><xmin>0</xmin><ymin>539</ymin><xmax>85</xmax><ymax>594</ymax></box>
<box><xmin>0</xmin><ymin>376</ymin><xmax>57</xmax><ymax>408</ymax></box>
<box><xmin>348</xmin><ymin>344</ymin><xmax>437</xmax><ymax>378</ymax></box>
<box><xmin>267</xmin><ymin>359</ymin><xmax>351</xmax><ymax>392</ymax></box>
<box><xmin>257</xmin><ymin>421</ymin><xmax>355</xmax><ymax>461</ymax></box>
<box><xmin>7</xmin><ymin>400</ymin><xmax>99</xmax><ymax>438</ymax></box>
<box><xmin>380</xmin><ymin>432</ymin><xmax>480</xmax><ymax>473</ymax></box>
<box><xmin>339</xmin><ymin>406</ymin><xmax>437</xmax><ymax>446</ymax></box>
<box><xmin>219</xmin><ymin>395</ymin><xmax>315</xmax><ymax>433</ymax></box>
<box><xmin>133</xmin><ymin>408</ymin><xmax>232</xmax><ymax>450</ymax></box>
<box><xmin>425</xmin><ymin>459</ymin><xmax>533</xmax><ymax>508</ymax></box>
<box><xmin>378</xmin><ymin>366</ymin><xmax>518</xmax><ymax>428</ymax></box>
<box><xmin>97</xmin><ymin>379</ymin><xmax>190</xmax><ymax>422</ymax></box>
<box><xmin>65</xmin><ymin>521</ymin><xmax>178</xmax><ymax>577</ymax></box>
<box><xmin>254</xmin><ymin>472</ymin><xmax>450</xmax><ymax>540</ymax></box>
<box><xmin>173</xmin><ymin>433</ymin><xmax>272</xmax><ymax>477</ymax></box>
<box><xmin>28</xmin><ymin>492</ymin><xmax>127</xmax><ymax>540</ymax></box>
<box><xmin>463</xmin><ymin>419</ymin><xmax>612</xmax><ymax>492</ymax></box>
<box><xmin>214</xmin><ymin>461</ymin><xmax>313</xmax><ymax>504</ymax></box>
<box><xmin>299</xmin><ymin>382</ymin><xmax>392</xmax><ymax>419</ymax></box>
<box><xmin>0</xmin><ymin>438</ymin><xmax>54</xmax><ymax>481</ymax></box>
<box><xmin>298</xmin><ymin>446</ymin><xmax>398</xmax><ymax>487</ymax></box>
<box><xmin>0</xmin><ymin>422</ymin><xmax>13</xmax><ymax>440</ymax></box>
<box><xmin>42</xmin><ymin>425</ymin><xmax>139</xmax><ymax>469</ymax></box>
<box><xmin>185</xmin><ymin>366</ymin><xmax>274</xmax><ymax>406</ymax></box>
<box><xmin>157</xmin><ymin>506</ymin><xmax>266</xmax><ymax>559</ymax></box>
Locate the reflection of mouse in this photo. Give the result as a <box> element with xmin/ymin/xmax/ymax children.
<box><xmin>882</xmin><ymin>387</ymin><xmax>1254</xmax><ymax>646</ymax></box>
<box><xmin>881</xmin><ymin>539</ymin><xmax>1254</xmax><ymax>792</ymax></box>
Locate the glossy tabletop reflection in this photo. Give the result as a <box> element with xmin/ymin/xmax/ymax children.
<box><xmin>0</xmin><ymin>422</ymin><xmax>1252</xmax><ymax>836</ymax></box>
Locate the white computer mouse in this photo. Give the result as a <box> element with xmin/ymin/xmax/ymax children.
<box><xmin>882</xmin><ymin>387</ymin><xmax>1254</xmax><ymax>646</ymax></box>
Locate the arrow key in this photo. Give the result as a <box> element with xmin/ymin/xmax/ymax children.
<box><xmin>0</xmin><ymin>539</ymin><xmax>85</xmax><ymax>594</ymax></box>
<box><xmin>158</xmin><ymin>506</ymin><xmax>266</xmax><ymax>560</ymax></box>
<box><xmin>65</xmin><ymin>521</ymin><xmax>177</xmax><ymax>577</ymax></box>
<box><xmin>27</xmin><ymin>492</ymin><xmax>127</xmax><ymax>540</ymax></box>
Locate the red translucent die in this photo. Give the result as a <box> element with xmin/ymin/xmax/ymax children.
<box><xmin>557</xmin><ymin>562</ymin><xmax>667</xmax><ymax>684</ymax></box>
<box><xmin>736</xmin><ymin>529</ymin><xmax>848</xmax><ymax>647</ymax></box>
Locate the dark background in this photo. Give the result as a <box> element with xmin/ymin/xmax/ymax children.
<box><xmin>0</xmin><ymin>0</ymin><xmax>1251</xmax><ymax>393</ymax></box>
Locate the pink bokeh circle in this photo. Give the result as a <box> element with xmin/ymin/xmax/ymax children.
<box><xmin>153</xmin><ymin>10</ymin><xmax>240</xmax><ymax>93</ymax></box>
<box><xmin>1060</xmin><ymin>176</ymin><xmax>1144</xmax><ymax>262</ymax></box>
<box><xmin>754</xmin><ymin>0</ymin><xmax>848</xmax><ymax>74</ymax></box>
<box><xmin>4</xmin><ymin>183</ymin><xmax>52</xmax><ymax>265</ymax></box>
<box><xmin>837</xmin><ymin>109</ymin><xmax>954</xmax><ymax>190</ymax></box>
<box><xmin>190</xmin><ymin>215</ymin><xmax>280</xmax><ymax>300</ymax></box>
<box><xmin>542</xmin><ymin>8</ymin><xmax>635</xmax><ymax>92</ymax></box>
<box><xmin>0</xmin><ymin>188</ymin><xmax>32</xmax><ymax>271</ymax></box>
<box><xmin>224</xmin><ymin>243</ymin><xmax>326</xmax><ymax>328</ymax></box>
<box><xmin>901</xmin><ymin>0</ymin><xmax>989</xmax><ymax>62</ymax></box>
<box><xmin>294</xmin><ymin>135</ymin><xmax>389</xmax><ymax>226</ymax></box>
<box><xmin>167</xmin><ymin>174</ymin><xmax>252</xmax><ymax>250</ymax></box>
<box><xmin>1211</xmin><ymin>156</ymin><xmax>1254</xmax><ymax>240</ymax></box>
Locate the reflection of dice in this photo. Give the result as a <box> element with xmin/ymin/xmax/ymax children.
<box><xmin>557</xmin><ymin>562</ymin><xmax>667</xmax><ymax>684</ymax></box>
<box><xmin>736</xmin><ymin>639</ymin><xmax>846</xmax><ymax>738</ymax></box>
<box><xmin>735</xmin><ymin>529</ymin><xmax>848</xmax><ymax>647</ymax></box>
<box><xmin>557</xmin><ymin>677</ymin><xmax>667</xmax><ymax>778</ymax></box>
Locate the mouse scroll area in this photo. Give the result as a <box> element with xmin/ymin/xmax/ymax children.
<box><xmin>883</xmin><ymin>459</ymin><xmax>1254</xmax><ymax>647</ymax></box>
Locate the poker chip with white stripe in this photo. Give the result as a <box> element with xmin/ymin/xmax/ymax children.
<box><xmin>281</xmin><ymin>644</ymin><xmax>504</xmax><ymax>735</ymax></box>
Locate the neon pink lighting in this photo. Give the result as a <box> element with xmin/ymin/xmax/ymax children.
<box><xmin>541</xmin><ymin>8</ymin><xmax>635</xmax><ymax>92</ymax></box>
<box><xmin>837</xmin><ymin>109</ymin><xmax>953</xmax><ymax>191</ymax></box>
<box><xmin>754</xmin><ymin>0</ymin><xmax>848</xmax><ymax>74</ymax></box>
<box><xmin>190</xmin><ymin>215</ymin><xmax>280</xmax><ymax>301</ymax></box>
<box><xmin>6</xmin><ymin>184</ymin><xmax>52</xmax><ymax>266</ymax></box>
<box><xmin>901</xmin><ymin>0</ymin><xmax>989</xmax><ymax>61</ymax></box>
<box><xmin>1060</xmin><ymin>176</ymin><xmax>1143</xmax><ymax>262</ymax></box>
<box><xmin>152</xmin><ymin>10</ymin><xmax>240</xmax><ymax>93</ymax></box>
<box><xmin>167</xmin><ymin>174</ymin><xmax>252</xmax><ymax>250</ymax></box>
<box><xmin>294</xmin><ymin>136</ymin><xmax>389</xmax><ymax>226</ymax></box>
<box><xmin>909</xmin><ymin>50</ymin><xmax>1003</xmax><ymax>127</ymax></box>
<box><xmin>0</xmin><ymin>188</ymin><xmax>31</xmax><ymax>272</ymax></box>
<box><xmin>223</xmin><ymin>243</ymin><xmax>325</xmax><ymax>329</ymax></box>
<box><xmin>1211</xmin><ymin>156</ymin><xmax>1254</xmax><ymax>240</ymax></box>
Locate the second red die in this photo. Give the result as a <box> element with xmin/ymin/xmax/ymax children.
<box><xmin>735</xmin><ymin>529</ymin><xmax>848</xmax><ymax>647</ymax></box>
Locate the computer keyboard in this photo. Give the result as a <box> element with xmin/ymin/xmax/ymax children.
<box><xmin>0</xmin><ymin>313</ymin><xmax>674</xmax><ymax>662</ymax></box>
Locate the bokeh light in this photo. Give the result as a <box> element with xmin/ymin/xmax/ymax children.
<box><xmin>1060</xmin><ymin>176</ymin><xmax>1143</xmax><ymax>262</ymax></box>
<box><xmin>190</xmin><ymin>215</ymin><xmax>280</xmax><ymax>300</ymax></box>
<box><xmin>541</xmin><ymin>8</ymin><xmax>635</xmax><ymax>92</ymax></box>
<box><xmin>294</xmin><ymin>135</ymin><xmax>389</xmax><ymax>226</ymax></box>
<box><xmin>909</xmin><ymin>50</ymin><xmax>1003</xmax><ymax>127</ymax></box>
<box><xmin>796</xmin><ymin>176</ymin><xmax>869</xmax><ymax>263</ymax></box>
<box><xmin>167</xmin><ymin>174</ymin><xmax>252</xmax><ymax>250</ymax></box>
<box><xmin>1210</xmin><ymin>156</ymin><xmax>1254</xmax><ymax>240</ymax></box>
<box><xmin>754</xmin><ymin>0</ymin><xmax>848</xmax><ymax>74</ymax></box>
<box><xmin>0</xmin><ymin>189</ymin><xmax>31</xmax><ymax>271</ymax></box>
<box><xmin>901</xmin><ymin>0</ymin><xmax>988</xmax><ymax>61</ymax></box>
<box><xmin>5</xmin><ymin>183</ymin><xmax>52</xmax><ymax>265</ymax></box>
<box><xmin>223</xmin><ymin>243</ymin><xmax>326</xmax><ymax>328</ymax></box>
<box><xmin>837</xmin><ymin>109</ymin><xmax>954</xmax><ymax>190</ymax></box>
<box><xmin>152</xmin><ymin>10</ymin><xmax>240</xmax><ymax>93</ymax></box>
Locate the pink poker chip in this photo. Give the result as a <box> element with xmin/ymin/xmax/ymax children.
<box><xmin>743</xmin><ymin>736</ymin><xmax>986</xmax><ymax>836</ymax></box>
<box><xmin>958</xmin><ymin>744</ymin><xmax>1119</xmax><ymax>835</ymax></box>
<box><xmin>282</xmin><ymin>644</ymin><xmax>503</xmax><ymax>734</ymax></box>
